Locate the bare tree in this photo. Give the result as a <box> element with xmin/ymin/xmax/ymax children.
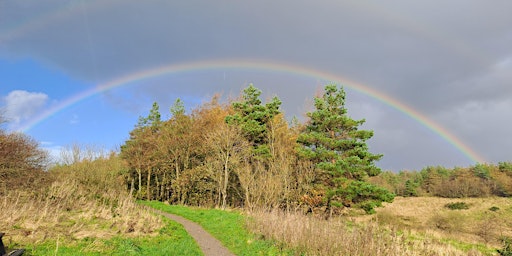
<box><xmin>205</xmin><ymin>123</ymin><xmax>249</xmax><ymax>209</ymax></box>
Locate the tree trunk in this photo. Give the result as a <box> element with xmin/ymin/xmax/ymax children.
<box><xmin>147</xmin><ymin>168</ymin><xmax>152</xmax><ymax>200</ymax></box>
<box><xmin>222</xmin><ymin>153</ymin><xmax>230</xmax><ymax>209</ymax></box>
<box><xmin>137</xmin><ymin>168</ymin><xmax>142</xmax><ymax>199</ymax></box>
<box><xmin>155</xmin><ymin>174</ymin><xmax>160</xmax><ymax>200</ymax></box>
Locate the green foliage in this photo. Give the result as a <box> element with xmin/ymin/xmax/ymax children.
<box><xmin>372</xmin><ymin>162</ymin><xmax>512</xmax><ymax>198</ymax></box>
<box><xmin>499</xmin><ymin>162</ymin><xmax>512</xmax><ymax>175</ymax></box>
<box><xmin>296</xmin><ymin>84</ymin><xmax>393</xmax><ymax>214</ymax></box>
<box><xmin>498</xmin><ymin>236</ymin><xmax>512</xmax><ymax>256</ymax></box>
<box><xmin>444</xmin><ymin>202</ymin><xmax>470</xmax><ymax>210</ymax></box>
<box><xmin>472</xmin><ymin>163</ymin><xmax>491</xmax><ymax>180</ymax></box>
<box><xmin>137</xmin><ymin>101</ymin><xmax>162</xmax><ymax>128</ymax></box>
<box><xmin>489</xmin><ymin>206</ymin><xmax>500</xmax><ymax>212</ymax></box>
<box><xmin>403</xmin><ymin>179</ymin><xmax>419</xmax><ymax>197</ymax></box>
<box><xmin>25</xmin><ymin>217</ymin><xmax>202</xmax><ymax>255</ymax></box>
<box><xmin>170</xmin><ymin>98</ymin><xmax>185</xmax><ymax>117</ymax></box>
<box><xmin>225</xmin><ymin>84</ymin><xmax>282</xmax><ymax>158</ymax></box>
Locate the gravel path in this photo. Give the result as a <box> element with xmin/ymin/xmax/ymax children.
<box><xmin>155</xmin><ymin>210</ymin><xmax>235</xmax><ymax>256</ymax></box>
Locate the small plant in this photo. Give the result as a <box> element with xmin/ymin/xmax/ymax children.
<box><xmin>497</xmin><ymin>236</ymin><xmax>512</xmax><ymax>256</ymax></box>
<box><xmin>489</xmin><ymin>206</ymin><xmax>500</xmax><ymax>212</ymax></box>
<box><xmin>444</xmin><ymin>202</ymin><xmax>469</xmax><ymax>210</ymax></box>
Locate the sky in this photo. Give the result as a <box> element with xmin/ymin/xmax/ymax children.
<box><xmin>1</xmin><ymin>0</ymin><xmax>511</xmax><ymax>171</ymax></box>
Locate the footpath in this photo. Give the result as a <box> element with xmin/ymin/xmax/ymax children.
<box><xmin>155</xmin><ymin>210</ymin><xmax>235</xmax><ymax>256</ymax></box>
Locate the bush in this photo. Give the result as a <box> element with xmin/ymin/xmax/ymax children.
<box><xmin>444</xmin><ymin>202</ymin><xmax>469</xmax><ymax>210</ymax></box>
<box><xmin>489</xmin><ymin>206</ymin><xmax>500</xmax><ymax>212</ymax></box>
<box><xmin>472</xmin><ymin>164</ymin><xmax>491</xmax><ymax>180</ymax></box>
<box><xmin>499</xmin><ymin>162</ymin><xmax>512</xmax><ymax>172</ymax></box>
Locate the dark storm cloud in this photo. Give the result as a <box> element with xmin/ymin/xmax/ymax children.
<box><xmin>1</xmin><ymin>0</ymin><xmax>511</xmax><ymax>170</ymax></box>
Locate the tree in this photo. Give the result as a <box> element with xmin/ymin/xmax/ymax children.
<box><xmin>205</xmin><ymin>123</ymin><xmax>249</xmax><ymax>209</ymax></box>
<box><xmin>224</xmin><ymin>84</ymin><xmax>285</xmax><ymax>208</ymax></box>
<box><xmin>137</xmin><ymin>101</ymin><xmax>161</xmax><ymax>129</ymax></box>
<box><xmin>226</xmin><ymin>84</ymin><xmax>282</xmax><ymax>159</ymax></box>
<box><xmin>160</xmin><ymin>98</ymin><xmax>197</xmax><ymax>203</ymax></box>
<box><xmin>296</xmin><ymin>84</ymin><xmax>393</xmax><ymax>215</ymax></box>
<box><xmin>121</xmin><ymin>102</ymin><xmax>162</xmax><ymax>199</ymax></box>
<box><xmin>0</xmin><ymin>127</ymin><xmax>49</xmax><ymax>192</ymax></box>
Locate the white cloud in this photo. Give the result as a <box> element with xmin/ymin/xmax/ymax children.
<box><xmin>3</xmin><ymin>90</ymin><xmax>48</xmax><ymax>124</ymax></box>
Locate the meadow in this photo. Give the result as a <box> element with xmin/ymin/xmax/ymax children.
<box><xmin>2</xmin><ymin>109</ymin><xmax>512</xmax><ymax>255</ymax></box>
<box><xmin>247</xmin><ymin>197</ymin><xmax>512</xmax><ymax>255</ymax></box>
<box><xmin>3</xmin><ymin>170</ymin><xmax>511</xmax><ymax>256</ymax></box>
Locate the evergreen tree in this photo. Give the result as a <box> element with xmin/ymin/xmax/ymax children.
<box><xmin>137</xmin><ymin>101</ymin><xmax>161</xmax><ymax>128</ymax></box>
<box><xmin>170</xmin><ymin>98</ymin><xmax>185</xmax><ymax>117</ymax></box>
<box><xmin>297</xmin><ymin>84</ymin><xmax>394</xmax><ymax>214</ymax></box>
<box><xmin>226</xmin><ymin>84</ymin><xmax>282</xmax><ymax>158</ymax></box>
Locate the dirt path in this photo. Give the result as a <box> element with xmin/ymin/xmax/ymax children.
<box><xmin>155</xmin><ymin>210</ymin><xmax>235</xmax><ymax>256</ymax></box>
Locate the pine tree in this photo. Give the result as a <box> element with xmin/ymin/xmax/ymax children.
<box><xmin>226</xmin><ymin>84</ymin><xmax>282</xmax><ymax>158</ymax></box>
<box><xmin>297</xmin><ymin>84</ymin><xmax>394</xmax><ymax>214</ymax></box>
<box><xmin>137</xmin><ymin>101</ymin><xmax>161</xmax><ymax>129</ymax></box>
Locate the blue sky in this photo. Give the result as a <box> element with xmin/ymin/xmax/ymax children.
<box><xmin>1</xmin><ymin>1</ymin><xmax>512</xmax><ymax>171</ymax></box>
<box><xmin>0</xmin><ymin>58</ymin><xmax>136</xmax><ymax>152</ymax></box>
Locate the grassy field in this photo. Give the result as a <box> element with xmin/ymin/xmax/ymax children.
<box><xmin>20</xmin><ymin>217</ymin><xmax>202</xmax><ymax>255</ymax></box>
<box><xmin>246</xmin><ymin>197</ymin><xmax>512</xmax><ymax>256</ymax></box>
<box><xmin>374</xmin><ymin>197</ymin><xmax>512</xmax><ymax>250</ymax></box>
<box><xmin>142</xmin><ymin>201</ymin><xmax>295</xmax><ymax>256</ymax></box>
<box><xmin>1</xmin><ymin>186</ymin><xmax>204</xmax><ymax>255</ymax></box>
<box><xmin>3</xmin><ymin>154</ymin><xmax>511</xmax><ymax>256</ymax></box>
<box><xmin>0</xmin><ymin>156</ymin><xmax>205</xmax><ymax>255</ymax></box>
<box><xmin>4</xmin><ymin>191</ymin><xmax>512</xmax><ymax>255</ymax></box>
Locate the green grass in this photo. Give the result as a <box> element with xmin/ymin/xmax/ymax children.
<box><xmin>439</xmin><ymin>238</ymin><xmax>496</xmax><ymax>255</ymax></box>
<box><xmin>141</xmin><ymin>201</ymin><xmax>295</xmax><ymax>256</ymax></box>
<box><xmin>21</xmin><ymin>217</ymin><xmax>202</xmax><ymax>255</ymax></box>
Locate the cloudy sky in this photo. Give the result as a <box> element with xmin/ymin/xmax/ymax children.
<box><xmin>1</xmin><ymin>0</ymin><xmax>511</xmax><ymax>171</ymax></box>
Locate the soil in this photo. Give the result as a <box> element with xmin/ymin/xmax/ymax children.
<box><xmin>155</xmin><ymin>210</ymin><xmax>235</xmax><ymax>256</ymax></box>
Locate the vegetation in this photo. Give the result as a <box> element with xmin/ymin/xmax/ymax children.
<box><xmin>445</xmin><ymin>202</ymin><xmax>470</xmax><ymax>210</ymax></box>
<box><xmin>0</xmin><ymin>126</ymin><xmax>200</xmax><ymax>255</ymax></box>
<box><xmin>375</xmin><ymin>197</ymin><xmax>512</xmax><ymax>252</ymax></box>
<box><xmin>247</xmin><ymin>208</ymin><xmax>487</xmax><ymax>255</ymax></box>
<box><xmin>23</xmin><ymin>218</ymin><xmax>202</xmax><ymax>256</ymax></box>
<box><xmin>1</xmin><ymin>129</ymin><xmax>50</xmax><ymax>192</ymax></box>
<box><xmin>120</xmin><ymin>84</ymin><xmax>393</xmax><ymax>214</ymax></box>
<box><xmin>3</xmin><ymin>82</ymin><xmax>512</xmax><ymax>255</ymax></box>
<box><xmin>369</xmin><ymin>163</ymin><xmax>512</xmax><ymax>198</ymax></box>
<box><xmin>296</xmin><ymin>84</ymin><xmax>393</xmax><ymax>215</ymax></box>
<box><xmin>142</xmin><ymin>201</ymin><xmax>294</xmax><ymax>255</ymax></box>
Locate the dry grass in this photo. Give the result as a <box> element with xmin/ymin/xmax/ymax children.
<box><xmin>0</xmin><ymin>157</ymin><xmax>163</xmax><ymax>247</ymax></box>
<box><xmin>247</xmin><ymin>209</ymin><xmax>484</xmax><ymax>255</ymax></box>
<box><xmin>374</xmin><ymin>197</ymin><xmax>512</xmax><ymax>247</ymax></box>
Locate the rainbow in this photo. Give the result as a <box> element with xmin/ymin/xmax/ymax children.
<box><xmin>18</xmin><ymin>59</ymin><xmax>486</xmax><ymax>163</ymax></box>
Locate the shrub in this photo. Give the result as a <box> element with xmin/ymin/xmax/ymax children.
<box><xmin>499</xmin><ymin>162</ymin><xmax>512</xmax><ymax>174</ymax></box>
<box><xmin>444</xmin><ymin>202</ymin><xmax>469</xmax><ymax>210</ymax></box>
<box><xmin>403</xmin><ymin>179</ymin><xmax>419</xmax><ymax>197</ymax></box>
<box><xmin>489</xmin><ymin>206</ymin><xmax>500</xmax><ymax>212</ymax></box>
<box><xmin>472</xmin><ymin>164</ymin><xmax>491</xmax><ymax>180</ymax></box>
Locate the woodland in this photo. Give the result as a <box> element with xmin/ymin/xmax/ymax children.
<box><xmin>119</xmin><ymin>84</ymin><xmax>394</xmax><ymax>215</ymax></box>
